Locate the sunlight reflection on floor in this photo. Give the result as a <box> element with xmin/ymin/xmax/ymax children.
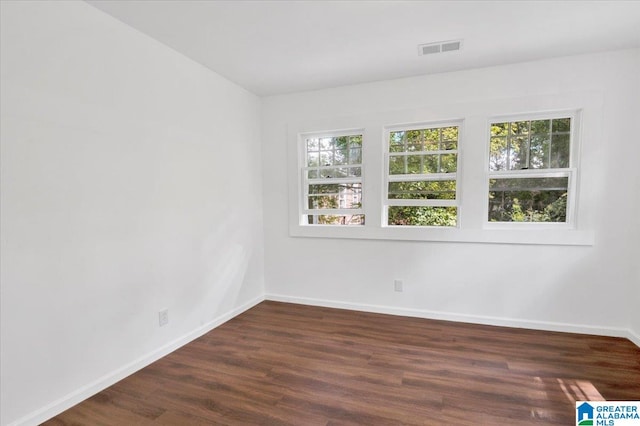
<box><xmin>557</xmin><ymin>377</ymin><xmax>604</xmax><ymax>403</ymax></box>
<box><xmin>527</xmin><ymin>377</ymin><xmax>605</xmax><ymax>421</ymax></box>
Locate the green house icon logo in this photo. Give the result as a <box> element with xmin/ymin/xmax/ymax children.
<box><xmin>577</xmin><ymin>402</ymin><xmax>594</xmax><ymax>425</ymax></box>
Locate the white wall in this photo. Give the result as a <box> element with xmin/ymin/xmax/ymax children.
<box><xmin>1</xmin><ymin>1</ymin><xmax>638</xmax><ymax>423</ymax></box>
<box><xmin>629</xmin><ymin>50</ymin><xmax>640</xmax><ymax>345</ymax></box>
<box><xmin>0</xmin><ymin>1</ymin><xmax>264</xmax><ymax>425</ymax></box>
<box><xmin>262</xmin><ymin>49</ymin><xmax>640</xmax><ymax>338</ymax></box>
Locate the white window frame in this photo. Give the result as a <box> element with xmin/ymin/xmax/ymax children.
<box><xmin>382</xmin><ymin>120</ymin><xmax>463</xmax><ymax>228</ymax></box>
<box><xmin>484</xmin><ymin>110</ymin><xmax>581</xmax><ymax>230</ymax></box>
<box><xmin>297</xmin><ymin>129</ymin><xmax>365</xmax><ymax>226</ymax></box>
<box><xmin>287</xmin><ymin>92</ymin><xmax>597</xmax><ymax>245</ymax></box>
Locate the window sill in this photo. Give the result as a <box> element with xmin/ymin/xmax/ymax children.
<box><xmin>289</xmin><ymin>225</ymin><xmax>594</xmax><ymax>246</ymax></box>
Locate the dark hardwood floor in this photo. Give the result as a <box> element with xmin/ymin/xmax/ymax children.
<box><xmin>45</xmin><ymin>301</ymin><xmax>640</xmax><ymax>425</ymax></box>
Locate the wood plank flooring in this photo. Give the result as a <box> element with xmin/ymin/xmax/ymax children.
<box><xmin>45</xmin><ymin>301</ymin><xmax>640</xmax><ymax>425</ymax></box>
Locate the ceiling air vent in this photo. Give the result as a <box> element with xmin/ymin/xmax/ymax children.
<box><xmin>418</xmin><ymin>39</ymin><xmax>463</xmax><ymax>56</ymax></box>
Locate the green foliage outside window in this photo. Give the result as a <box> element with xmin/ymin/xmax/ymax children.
<box><xmin>488</xmin><ymin>177</ymin><xmax>568</xmax><ymax>222</ymax></box>
<box><xmin>387</xmin><ymin>125</ymin><xmax>459</xmax><ymax>226</ymax></box>
<box><xmin>388</xmin><ymin>206</ymin><xmax>457</xmax><ymax>226</ymax></box>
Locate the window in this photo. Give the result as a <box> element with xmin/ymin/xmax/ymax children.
<box><xmin>487</xmin><ymin>113</ymin><xmax>576</xmax><ymax>224</ymax></box>
<box><xmin>289</xmin><ymin>94</ymin><xmax>594</xmax><ymax>245</ymax></box>
<box><xmin>384</xmin><ymin>123</ymin><xmax>460</xmax><ymax>227</ymax></box>
<box><xmin>300</xmin><ymin>131</ymin><xmax>364</xmax><ymax>225</ymax></box>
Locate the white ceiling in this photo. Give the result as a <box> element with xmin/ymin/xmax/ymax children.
<box><xmin>86</xmin><ymin>1</ymin><xmax>640</xmax><ymax>96</ymax></box>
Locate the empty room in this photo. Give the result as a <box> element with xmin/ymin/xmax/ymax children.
<box><xmin>1</xmin><ymin>1</ymin><xmax>639</xmax><ymax>425</ymax></box>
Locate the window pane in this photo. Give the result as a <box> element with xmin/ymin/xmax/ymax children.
<box><xmin>389</xmin><ymin>143</ymin><xmax>404</xmax><ymax>153</ymax></box>
<box><xmin>390</xmin><ymin>125</ymin><xmax>458</xmax><ymax>153</ymax></box>
<box><xmin>439</xmin><ymin>154</ymin><xmax>457</xmax><ymax>173</ymax></box>
<box><xmin>407</xmin><ymin>142</ymin><xmax>422</xmax><ymax>152</ymax></box>
<box><xmin>490</xmin><ymin>118</ymin><xmax>570</xmax><ymax>170</ymax></box>
<box><xmin>424</xmin><ymin>129</ymin><xmax>440</xmax><ymax>151</ymax></box>
<box><xmin>390</xmin><ymin>131</ymin><xmax>404</xmax><ymax>147</ymax></box>
<box><xmin>489</xmin><ymin>136</ymin><xmax>507</xmax><ymax>171</ymax></box>
<box><xmin>349</xmin><ymin>147</ymin><xmax>362</xmax><ymax>164</ymax></box>
<box><xmin>406</xmin><ymin>155</ymin><xmax>422</xmax><ymax>174</ymax></box>
<box><xmin>308</xmin><ymin>183</ymin><xmax>362</xmax><ymax>209</ymax></box>
<box><xmin>335</xmin><ymin>136</ymin><xmax>349</xmax><ymax>148</ymax></box>
<box><xmin>406</xmin><ymin>130</ymin><xmax>422</xmax><ymax>149</ymax></box>
<box><xmin>309</xmin><ymin>184</ymin><xmax>340</xmax><ymax>195</ymax></box>
<box><xmin>488</xmin><ymin>177</ymin><xmax>569</xmax><ymax>222</ymax></box>
<box><xmin>307</xmin><ymin>152</ymin><xmax>319</xmax><ymax>167</ymax></box>
<box><xmin>389</xmin><ymin>155</ymin><xmax>405</xmax><ymax>174</ymax></box>
<box><xmin>442</xmin><ymin>126</ymin><xmax>458</xmax><ymax>141</ymax></box>
<box><xmin>312</xmin><ymin>167</ymin><xmax>360</xmax><ymax>179</ymax></box>
<box><xmin>509</xmin><ymin>136</ymin><xmax>528</xmax><ymax>170</ymax></box>
<box><xmin>317</xmin><ymin>167</ymin><xmax>337</xmax><ymax>178</ymax></box>
<box><xmin>529</xmin><ymin>120</ymin><xmax>550</xmax><ymax>169</ymax></box>
<box><xmin>388</xmin><ymin>206</ymin><xmax>457</xmax><ymax>226</ymax></box>
<box><xmin>302</xmin><ymin>132</ymin><xmax>363</xmax><ymax>227</ymax></box>
<box><xmin>552</xmin><ymin>117</ymin><xmax>571</xmax><ymax>133</ymax></box>
<box><xmin>314</xmin><ymin>135</ymin><xmax>359</xmax><ymax>160</ymax></box>
<box><xmin>491</xmin><ymin>123</ymin><xmax>509</xmax><ymax>137</ymax></box>
<box><xmin>388</xmin><ymin>180</ymin><xmax>456</xmax><ymax>200</ymax></box>
<box><xmin>349</xmin><ymin>135</ymin><xmax>362</xmax><ymax>147</ymax></box>
<box><xmin>385</xmin><ymin>124</ymin><xmax>460</xmax><ymax>228</ymax></box>
<box><xmin>389</xmin><ymin>126</ymin><xmax>458</xmax><ymax>175</ymax></box>
<box><xmin>307</xmin><ymin>214</ymin><xmax>364</xmax><ymax>225</ymax></box>
<box><xmin>512</xmin><ymin>121</ymin><xmax>529</xmax><ymax>135</ymax></box>
<box><xmin>320</xmin><ymin>151</ymin><xmax>333</xmax><ymax>166</ymax></box>
<box><xmin>551</xmin><ymin>133</ymin><xmax>570</xmax><ymax>168</ymax></box>
<box><xmin>423</xmin><ymin>155</ymin><xmax>439</xmax><ymax>173</ymax></box>
<box><xmin>530</xmin><ymin>119</ymin><xmax>551</xmax><ymax>134</ymax></box>
<box><xmin>306</xmin><ymin>138</ymin><xmax>319</xmax><ymax>151</ymax></box>
<box><xmin>424</xmin><ymin>128</ymin><xmax>440</xmax><ymax>140</ymax></box>
<box><xmin>324</xmin><ymin>167</ymin><xmax>360</xmax><ymax>178</ymax></box>
<box><xmin>334</xmin><ymin>148</ymin><xmax>348</xmax><ymax>165</ymax></box>
<box><xmin>308</xmin><ymin>195</ymin><xmax>339</xmax><ymax>210</ymax></box>
<box><xmin>338</xmin><ymin>168</ymin><xmax>351</xmax><ymax>178</ymax></box>
<box><xmin>319</xmin><ymin>137</ymin><xmax>333</xmax><ymax>150</ymax></box>
<box><xmin>441</xmin><ymin>139</ymin><xmax>457</xmax><ymax>151</ymax></box>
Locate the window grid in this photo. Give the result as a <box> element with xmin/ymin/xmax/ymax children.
<box><xmin>385</xmin><ymin>124</ymin><xmax>461</xmax><ymax>227</ymax></box>
<box><xmin>301</xmin><ymin>133</ymin><xmax>364</xmax><ymax>226</ymax></box>
<box><xmin>487</xmin><ymin>115</ymin><xmax>575</xmax><ymax>224</ymax></box>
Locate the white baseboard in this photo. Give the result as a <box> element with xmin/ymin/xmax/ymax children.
<box><xmin>9</xmin><ymin>295</ymin><xmax>264</xmax><ymax>426</ymax></box>
<box><xmin>265</xmin><ymin>293</ymin><xmax>637</xmax><ymax>344</ymax></box>
<box><xmin>627</xmin><ymin>329</ymin><xmax>640</xmax><ymax>348</ymax></box>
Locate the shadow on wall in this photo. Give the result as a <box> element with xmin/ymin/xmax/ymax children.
<box><xmin>194</xmin><ymin>208</ymin><xmax>255</xmax><ymax>320</ymax></box>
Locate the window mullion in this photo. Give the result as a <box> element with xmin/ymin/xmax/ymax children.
<box><xmin>487</xmin><ymin>114</ymin><xmax>575</xmax><ymax>225</ymax></box>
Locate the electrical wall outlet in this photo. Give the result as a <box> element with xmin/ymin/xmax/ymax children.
<box><xmin>394</xmin><ymin>279</ymin><xmax>403</xmax><ymax>292</ymax></box>
<box><xmin>158</xmin><ymin>309</ymin><xmax>169</xmax><ymax>327</ymax></box>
